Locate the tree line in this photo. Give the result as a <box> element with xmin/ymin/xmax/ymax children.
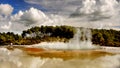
<box><xmin>0</xmin><ymin>26</ymin><xmax>120</xmax><ymax>47</ymax></box>
<box><xmin>92</xmin><ymin>29</ymin><xmax>120</xmax><ymax>47</ymax></box>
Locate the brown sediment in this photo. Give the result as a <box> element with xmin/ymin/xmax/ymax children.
<box><xmin>22</xmin><ymin>47</ymin><xmax>114</xmax><ymax>60</ymax></box>
<box><xmin>24</xmin><ymin>47</ymin><xmax>45</xmax><ymax>52</ymax></box>
<box><xmin>5</xmin><ymin>46</ymin><xmax>115</xmax><ymax>60</ymax></box>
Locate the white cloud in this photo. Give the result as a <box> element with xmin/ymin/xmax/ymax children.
<box><xmin>0</xmin><ymin>4</ymin><xmax>14</xmax><ymax>32</ymax></box>
<box><xmin>18</xmin><ymin>7</ymin><xmax>49</xmax><ymax>26</ymax></box>
<box><xmin>71</xmin><ymin>0</ymin><xmax>119</xmax><ymax>18</ymax></box>
<box><xmin>24</xmin><ymin>0</ymin><xmax>120</xmax><ymax>15</ymax></box>
<box><xmin>5</xmin><ymin>7</ymin><xmax>65</xmax><ymax>33</ymax></box>
<box><xmin>0</xmin><ymin>22</ymin><xmax>12</xmax><ymax>30</ymax></box>
<box><xmin>24</xmin><ymin>0</ymin><xmax>83</xmax><ymax>15</ymax></box>
<box><xmin>11</xmin><ymin>7</ymin><xmax>65</xmax><ymax>27</ymax></box>
<box><xmin>24</xmin><ymin>0</ymin><xmax>120</xmax><ymax>28</ymax></box>
<box><xmin>24</xmin><ymin>0</ymin><xmax>120</xmax><ymax>18</ymax></box>
<box><xmin>0</xmin><ymin>4</ymin><xmax>13</xmax><ymax>16</ymax></box>
<box><xmin>1</xmin><ymin>1</ymin><xmax>120</xmax><ymax>33</ymax></box>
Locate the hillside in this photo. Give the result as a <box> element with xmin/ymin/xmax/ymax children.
<box><xmin>0</xmin><ymin>26</ymin><xmax>120</xmax><ymax>47</ymax></box>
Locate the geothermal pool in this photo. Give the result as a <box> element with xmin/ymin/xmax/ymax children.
<box><xmin>0</xmin><ymin>45</ymin><xmax>120</xmax><ymax>68</ymax></box>
<box><xmin>0</xmin><ymin>28</ymin><xmax>120</xmax><ymax>68</ymax></box>
<box><xmin>1</xmin><ymin>0</ymin><xmax>120</xmax><ymax>68</ymax></box>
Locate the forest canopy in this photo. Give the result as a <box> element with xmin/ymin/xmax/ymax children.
<box><xmin>0</xmin><ymin>25</ymin><xmax>120</xmax><ymax>47</ymax></box>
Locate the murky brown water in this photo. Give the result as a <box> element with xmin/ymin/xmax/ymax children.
<box><xmin>0</xmin><ymin>46</ymin><xmax>120</xmax><ymax>68</ymax></box>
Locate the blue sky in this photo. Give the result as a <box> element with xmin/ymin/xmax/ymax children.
<box><xmin>0</xmin><ymin>0</ymin><xmax>120</xmax><ymax>31</ymax></box>
<box><xmin>0</xmin><ymin>0</ymin><xmax>47</xmax><ymax>14</ymax></box>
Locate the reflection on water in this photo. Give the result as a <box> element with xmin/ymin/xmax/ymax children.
<box><xmin>0</xmin><ymin>47</ymin><xmax>120</xmax><ymax>68</ymax></box>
